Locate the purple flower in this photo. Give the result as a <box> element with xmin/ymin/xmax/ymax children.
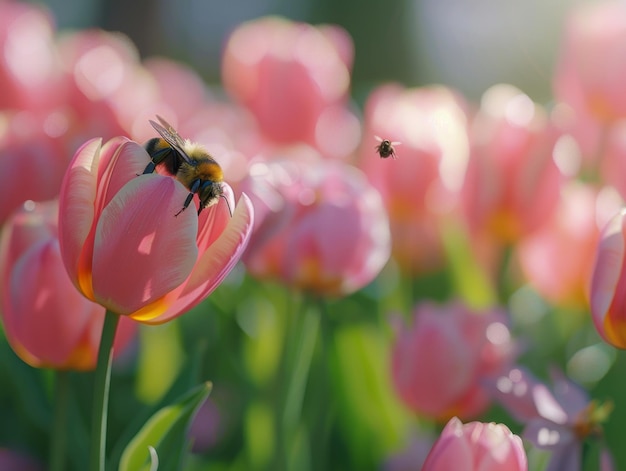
<box><xmin>487</xmin><ymin>366</ymin><xmax>613</xmax><ymax>471</ymax></box>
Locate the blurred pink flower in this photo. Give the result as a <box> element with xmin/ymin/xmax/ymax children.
<box><xmin>142</xmin><ymin>57</ymin><xmax>211</xmax><ymax>125</ymax></box>
<box><xmin>462</xmin><ymin>84</ymin><xmax>564</xmax><ymax>245</ymax></box>
<box><xmin>0</xmin><ymin>111</ymin><xmax>71</xmax><ymax>224</ymax></box>
<box><xmin>241</xmin><ymin>152</ymin><xmax>390</xmax><ymax>297</ymax></box>
<box><xmin>590</xmin><ymin>208</ymin><xmax>626</xmax><ymax>348</ymax></box>
<box><xmin>421</xmin><ymin>417</ymin><xmax>527</xmax><ymax>471</ymax></box>
<box><xmin>517</xmin><ymin>183</ymin><xmax>621</xmax><ymax>308</ymax></box>
<box><xmin>488</xmin><ymin>367</ymin><xmax>613</xmax><ymax>471</ymax></box>
<box><xmin>599</xmin><ymin>120</ymin><xmax>626</xmax><ymax>200</ymax></box>
<box><xmin>55</xmin><ymin>29</ymin><xmax>152</xmax><ymax>147</ymax></box>
<box><xmin>58</xmin><ymin>136</ymin><xmax>253</xmax><ymax>324</ymax></box>
<box><xmin>171</xmin><ymin>104</ymin><xmax>265</xmax><ymax>188</ymax></box>
<box><xmin>0</xmin><ymin>201</ymin><xmax>136</xmax><ymax>370</ymax></box>
<box><xmin>390</xmin><ymin>301</ymin><xmax>515</xmax><ymax>421</ymax></box>
<box><xmin>0</xmin><ymin>2</ymin><xmax>61</xmax><ymax>110</ymax></box>
<box><xmin>391</xmin><ymin>301</ymin><xmax>516</xmax><ymax>421</ymax></box>
<box><xmin>222</xmin><ymin>17</ymin><xmax>360</xmax><ymax>158</ymax></box>
<box><xmin>358</xmin><ymin>84</ymin><xmax>470</xmax><ymax>274</ymax></box>
<box><xmin>554</xmin><ymin>1</ymin><xmax>626</xmax><ymax>123</ymax></box>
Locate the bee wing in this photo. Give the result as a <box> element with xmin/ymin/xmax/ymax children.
<box><xmin>391</xmin><ymin>141</ymin><xmax>402</xmax><ymax>146</ymax></box>
<box><xmin>374</xmin><ymin>135</ymin><xmax>383</xmax><ymax>142</ymax></box>
<box><xmin>149</xmin><ymin>116</ymin><xmax>192</xmax><ymax>164</ymax></box>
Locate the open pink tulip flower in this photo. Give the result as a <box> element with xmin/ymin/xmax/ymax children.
<box><xmin>462</xmin><ymin>84</ymin><xmax>564</xmax><ymax>245</ymax></box>
<box><xmin>421</xmin><ymin>417</ymin><xmax>527</xmax><ymax>471</ymax></box>
<box><xmin>487</xmin><ymin>367</ymin><xmax>614</xmax><ymax>471</ymax></box>
<box><xmin>554</xmin><ymin>1</ymin><xmax>626</xmax><ymax>123</ymax></box>
<box><xmin>589</xmin><ymin>208</ymin><xmax>626</xmax><ymax>348</ymax></box>
<box><xmin>241</xmin><ymin>154</ymin><xmax>390</xmax><ymax>297</ymax></box>
<box><xmin>222</xmin><ymin>17</ymin><xmax>358</xmax><ymax>155</ymax></box>
<box><xmin>391</xmin><ymin>301</ymin><xmax>516</xmax><ymax>421</ymax></box>
<box><xmin>0</xmin><ymin>201</ymin><xmax>136</xmax><ymax>370</ymax></box>
<box><xmin>58</xmin><ymin>136</ymin><xmax>254</xmax><ymax>324</ymax></box>
<box><xmin>358</xmin><ymin>84</ymin><xmax>470</xmax><ymax>274</ymax></box>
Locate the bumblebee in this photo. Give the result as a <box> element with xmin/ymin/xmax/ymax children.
<box><xmin>142</xmin><ymin>116</ymin><xmax>229</xmax><ymax>216</ymax></box>
<box><xmin>375</xmin><ymin>135</ymin><xmax>400</xmax><ymax>159</ymax></box>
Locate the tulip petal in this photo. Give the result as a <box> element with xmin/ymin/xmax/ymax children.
<box><xmin>96</xmin><ymin>139</ymin><xmax>152</xmax><ymax>211</ymax></box>
<box><xmin>145</xmin><ymin>193</ymin><xmax>253</xmax><ymax>324</ymax></box>
<box><xmin>7</xmin><ymin>240</ymin><xmax>102</xmax><ymax>369</ymax></box>
<box><xmin>421</xmin><ymin>418</ymin><xmax>473</xmax><ymax>469</ymax></box>
<box><xmin>92</xmin><ymin>175</ymin><xmax>198</xmax><ymax>314</ymax></box>
<box><xmin>58</xmin><ymin>138</ymin><xmax>102</xmax><ymax>293</ymax></box>
<box><xmin>591</xmin><ymin>210</ymin><xmax>626</xmax><ymax>347</ymax></box>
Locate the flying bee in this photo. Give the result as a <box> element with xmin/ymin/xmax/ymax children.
<box><xmin>142</xmin><ymin>116</ymin><xmax>231</xmax><ymax>217</ymax></box>
<box><xmin>375</xmin><ymin>135</ymin><xmax>400</xmax><ymax>159</ymax></box>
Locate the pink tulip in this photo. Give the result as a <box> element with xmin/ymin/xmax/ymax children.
<box><xmin>517</xmin><ymin>183</ymin><xmax>621</xmax><ymax>307</ymax></box>
<box><xmin>554</xmin><ymin>1</ymin><xmax>626</xmax><ymax>123</ymax></box>
<box><xmin>590</xmin><ymin>208</ymin><xmax>626</xmax><ymax>348</ymax></box>
<box><xmin>0</xmin><ymin>2</ymin><xmax>62</xmax><ymax>110</ymax></box>
<box><xmin>0</xmin><ymin>201</ymin><xmax>136</xmax><ymax>370</ymax></box>
<box><xmin>462</xmin><ymin>84</ymin><xmax>564</xmax><ymax>244</ymax></box>
<box><xmin>358</xmin><ymin>84</ymin><xmax>470</xmax><ymax>274</ymax></box>
<box><xmin>55</xmin><ymin>29</ymin><xmax>150</xmax><ymax>146</ymax></box>
<box><xmin>0</xmin><ymin>111</ymin><xmax>70</xmax><ymax>225</ymax></box>
<box><xmin>57</xmin><ymin>136</ymin><xmax>253</xmax><ymax>324</ymax></box>
<box><xmin>391</xmin><ymin>301</ymin><xmax>516</xmax><ymax>421</ymax></box>
<box><xmin>599</xmin><ymin>120</ymin><xmax>626</xmax><ymax>201</ymax></box>
<box><xmin>241</xmin><ymin>153</ymin><xmax>390</xmax><ymax>297</ymax></box>
<box><xmin>222</xmin><ymin>17</ymin><xmax>357</xmax><ymax>155</ymax></box>
<box><xmin>422</xmin><ymin>417</ymin><xmax>527</xmax><ymax>471</ymax></box>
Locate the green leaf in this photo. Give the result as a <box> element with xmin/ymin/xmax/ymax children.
<box><xmin>118</xmin><ymin>382</ymin><xmax>212</xmax><ymax>471</ymax></box>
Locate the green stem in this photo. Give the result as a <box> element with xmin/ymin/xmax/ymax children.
<box><xmin>272</xmin><ymin>295</ymin><xmax>320</xmax><ymax>471</ymax></box>
<box><xmin>282</xmin><ymin>304</ymin><xmax>320</xmax><ymax>434</ymax></box>
<box><xmin>89</xmin><ymin>310</ymin><xmax>120</xmax><ymax>471</ymax></box>
<box><xmin>50</xmin><ymin>370</ymin><xmax>70</xmax><ymax>471</ymax></box>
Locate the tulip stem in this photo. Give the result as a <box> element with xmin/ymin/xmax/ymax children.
<box><xmin>50</xmin><ymin>370</ymin><xmax>69</xmax><ymax>471</ymax></box>
<box><xmin>273</xmin><ymin>295</ymin><xmax>320</xmax><ymax>470</ymax></box>
<box><xmin>89</xmin><ymin>310</ymin><xmax>120</xmax><ymax>471</ymax></box>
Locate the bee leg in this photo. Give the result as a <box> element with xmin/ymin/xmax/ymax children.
<box><xmin>219</xmin><ymin>195</ymin><xmax>233</xmax><ymax>217</ymax></box>
<box><xmin>174</xmin><ymin>179</ymin><xmax>201</xmax><ymax>217</ymax></box>
<box><xmin>141</xmin><ymin>148</ymin><xmax>171</xmax><ymax>174</ymax></box>
<box><xmin>141</xmin><ymin>162</ymin><xmax>156</xmax><ymax>174</ymax></box>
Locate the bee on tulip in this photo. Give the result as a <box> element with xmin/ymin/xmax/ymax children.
<box><xmin>142</xmin><ymin>116</ymin><xmax>231</xmax><ymax>216</ymax></box>
<box><xmin>375</xmin><ymin>136</ymin><xmax>400</xmax><ymax>159</ymax></box>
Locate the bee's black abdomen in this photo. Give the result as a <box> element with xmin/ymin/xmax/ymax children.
<box><xmin>143</xmin><ymin>138</ymin><xmax>183</xmax><ymax>175</ymax></box>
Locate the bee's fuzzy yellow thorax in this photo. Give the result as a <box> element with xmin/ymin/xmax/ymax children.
<box><xmin>196</xmin><ymin>161</ymin><xmax>224</xmax><ymax>182</ymax></box>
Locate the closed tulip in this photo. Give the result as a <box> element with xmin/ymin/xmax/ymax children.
<box><xmin>422</xmin><ymin>417</ymin><xmax>527</xmax><ymax>471</ymax></box>
<box><xmin>58</xmin><ymin>136</ymin><xmax>253</xmax><ymax>324</ymax></box>
<box><xmin>462</xmin><ymin>84</ymin><xmax>564</xmax><ymax>244</ymax></box>
<box><xmin>391</xmin><ymin>301</ymin><xmax>516</xmax><ymax>421</ymax></box>
<box><xmin>0</xmin><ymin>201</ymin><xmax>135</xmax><ymax>370</ymax></box>
<box><xmin>222</xmin><ymin>17</ymin><xmax>356</xmax><ymax>154</ymax></box>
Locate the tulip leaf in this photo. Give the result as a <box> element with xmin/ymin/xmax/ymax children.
<box><xmin>118</xmin><ymin>382</ymin><xmax>212</xmax><ymax>471</ymax></box>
